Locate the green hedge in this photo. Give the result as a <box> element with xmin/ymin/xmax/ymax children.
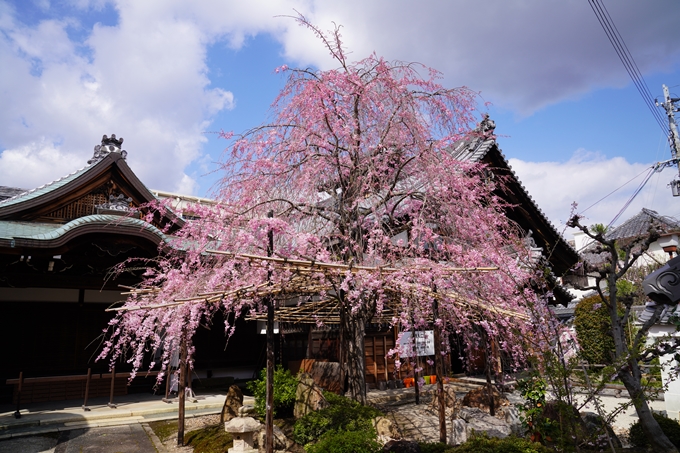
<box><xmin>573</xmin><ymin>295</ymin><xmax>618</xmax><ymax>365</ymax></box>
<box><xmin>293</xmin><ymin>392</ymin><xmax>382</xmax><ymax>447</ymax></box>
<box><xmin>629</xmin><ymin>412</ymin><xmax>680</xmax><ymax>449</ymax></box>
<box><xmin>448</xmin><ymin>434</ymin><xmax>552</xmax><ymax>453</ymax></box>
<box><xmin>305</xmin><ymin>429</ymin><xmax>382</xmax><ymax>453</ymax></box>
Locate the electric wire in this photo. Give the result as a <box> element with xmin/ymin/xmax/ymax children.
<box><xmin>590</xmin><ymin>0</ymin><xmax>668</xmax><ymax>132</ymax></box>
<box><xmin>607</xmin><ymin>166</ymin><xmax>657</xmax><ymax>228</ymax></box>
<box><xmin>588</xmin><ymin>0</ymin><xmax>668</xmax><ymax>134</ymax></box>
<box><xmin>579</xmin><ymin>165</ymin><xmax>654</xmax><ymax>215</ymax></box>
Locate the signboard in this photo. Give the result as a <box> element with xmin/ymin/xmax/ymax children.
<box><xmin>399</xmin><ymin>330</ymin><xmax>434</xmax><ymax>357</ymax></box>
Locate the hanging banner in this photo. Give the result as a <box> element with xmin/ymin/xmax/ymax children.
<box><xmin>399</xmin><ymin>331</ymin><xmax>434</xmax><ymax>357</ymax></box>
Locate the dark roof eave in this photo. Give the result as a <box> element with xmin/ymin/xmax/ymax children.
<box><xmin>458</xmin><ymin>138</ymin><xmax>579</xmax><ymax>274</ymax></box>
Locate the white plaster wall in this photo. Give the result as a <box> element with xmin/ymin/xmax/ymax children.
<box><xmin>647</xmin><ymin>325</ymin><xmax>680</xmax><ymax>420</ymax></box>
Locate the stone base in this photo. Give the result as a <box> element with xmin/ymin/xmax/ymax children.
<box><xmin>228</xmin><ymin>448</ymin><xmax>257</xmax><ymax>453</ymax></box>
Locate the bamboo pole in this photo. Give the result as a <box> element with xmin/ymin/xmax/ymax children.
<box><xmin>265</xmin><ymin>211</ymin><xmax>275</xmax><ymax>453</ymax></box>
<box><xmin>178</xmin><ymin>338</ymin><xmax>187</xmax><ymax>446</ymax></box>
<box><xmin>433</xmin><ymin>291</ymin><xmax>446</xmax><ymax>443</ymax></box>
<box><xmin>205</xmin><ymin>249</ymin><xmax>497</xmax><ymax>274</ymax></box>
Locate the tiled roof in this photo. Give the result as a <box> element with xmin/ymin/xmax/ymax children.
<box><xmin>0</xmin><ymin>165</ymin><xmax>92</xmax><ymax>208</ymax></box>
<box><xmin>449</xmin><ymin>135</ymin><xmax>576</xmax><ymax>257</ymax></box>
<box><xmin>0</xmin><ymin>215</ymin><xmax>169</xmax><ymax>244</ymax></box>
<box><xmin>605</xmin><ymin>208</ymin><xmax>680</xmax><ymax>241</ymax></box>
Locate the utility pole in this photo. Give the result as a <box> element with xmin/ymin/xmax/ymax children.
<box><xmin>659</xmin><ymin>85</ymin><xmax>680</xmax><ymax>195</ymax></box>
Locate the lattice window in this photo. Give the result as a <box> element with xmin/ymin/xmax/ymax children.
<box><xmin>45</xmin><ymin>194</ymin><xmax>108</xmax><ymax>221</ymax></box>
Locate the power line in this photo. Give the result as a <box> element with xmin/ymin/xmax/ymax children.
<box><xmin>607</xmin><ymin>166</ymin><xmax>656</xmax><ymax>228</ymax></box>
<box><xmin>588</xmin><ymin>0</ymin><xmax>669</xmax><ymax>134</ymax></box>
<box><xmin>580</xmin><ymin>165</ymin><xmax>654</xmax><ymax>215</ymax></box>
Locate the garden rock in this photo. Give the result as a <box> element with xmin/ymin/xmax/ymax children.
<box><xmin>382</xmin><ymin>439</ymin><xmax>421</xmax><ymax>452</ymax></box>
<box><xmin>310</xmin><ymin>361</ymin><xmax>343</xmax><ymax>393</ymax></box>
<box><xmin>294</xmin><ymin>374</ymin><xmax>329</xmax><ymax>419</ymax></box>
<box><xmin>374</xmin><ymin>415</ymin><xmax>401</xmax><ymax>441</ymax></box>
<box><xmin>448</xmin><ymin>419</ymin><xmax>467</xmax><ymax>446</ymax></box>
<box><xmin>581</xmin><ymin>412</ymin><xmax>622</xmax><ymax>448</ymax></box>
<box><xmin>256</xmin><ymin>423</ymin><xmax>292</xmax><ymax>453</ymax></box>
<box><xmin>459</xmin><ymin>407</ymin><xmax>512</xmax><ymax>438</ymax></box>
<box><xmin>503</xmin><ymin>406</ymin><xmax>523</xmax><ymax>436</ymax></box>
<box><xmin>430</xmin><ymin>384</ymin><xmax>459</xmax><ymax>416</ymax></box>
<box><xmin>221</xmin><ymin>384</ymin><xmax>244</xmax><ymax>423</ymax></box>
<box><xmin>461</xmin><ymin>384</ymin><xmax>509</xmax><ymax>414</ymax></box>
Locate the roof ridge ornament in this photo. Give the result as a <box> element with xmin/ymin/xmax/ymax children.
<box><xmin>475</xmin><ymin>113</ymin><xmax>496</xmax><ymax>136</ymax></box>
<box><xmin>88</xmin><ymin>134</ymin><xmax>128</xmax><ymax>165</ymax></box>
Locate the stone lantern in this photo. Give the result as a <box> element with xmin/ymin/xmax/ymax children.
<box><xmin>224</xmin><ymin>416</ymin><xmax>262</xmax><ymax>453</ymax></box>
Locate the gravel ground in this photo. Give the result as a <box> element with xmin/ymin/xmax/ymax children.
<box><xmin>152</xmin><ymin>414</ymin><xmax>222</xmax><ymax>452</ymax></box>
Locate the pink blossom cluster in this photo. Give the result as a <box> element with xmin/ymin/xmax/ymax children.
<box><xmin>98</xmin><ymin>16</ymin><xmax>549</xmax><ymax>385</ymax></box>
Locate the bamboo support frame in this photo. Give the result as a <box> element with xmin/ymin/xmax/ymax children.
<box><xmin>108</xmin><ymin>250</ymin><xmax>530</xmax><ymax>323</ymax></box>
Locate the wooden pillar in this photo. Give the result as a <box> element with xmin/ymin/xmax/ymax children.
<box><xmin>107</xmin><ymin>366</ymin><xmax>117</xmax><ymax>408</ymax></box>
<box><xmin>13</xmin><ymin>372</ymin><xmax>22</xmax><ymax>419</ymax></box>
<box><xmin>82</xmin><ymin>368</ymin><xmax>92</xmax><ymax>411</ymax></box>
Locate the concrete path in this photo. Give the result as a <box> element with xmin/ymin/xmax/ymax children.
<box><xmin>0</xmin><ymin>391</ymin><xmax>244</xmax><ymax>452</ymax></box>
<box><xmin>0</xmin><ymin>424</ymin><xmax>156</xmax><ymax>453</ymax></box>
<box><xmin>0</xmin><ymin>392</ymin><xmax>246</xmax><ymax>441</ymax></box>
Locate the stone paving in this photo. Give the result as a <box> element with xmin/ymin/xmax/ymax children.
<box><xmin>0</xmin><ymin>424</ymin><xmax>158</xmax><ymax>453</ymax></box>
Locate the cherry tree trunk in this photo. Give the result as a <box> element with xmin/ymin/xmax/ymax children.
<box><xmin>341</xmin><ymin>307</ymin><xmax>369</xmax><ymax>404</ymax></box>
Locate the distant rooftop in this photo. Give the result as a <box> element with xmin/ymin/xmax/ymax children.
<box><xmin>605</xmin><ymin>208</ymin><xmax>680</xmax><ymax>241</ymax></box>
<box><xmin>0</xmin><ymin>187</ymin><xmax>26</xmax><ymax>202</ymax></box>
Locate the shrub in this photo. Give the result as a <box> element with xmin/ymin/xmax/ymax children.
<box><xmin>449</xmin><ymin>433</ymin><xmax>552</xmax><ymax>453</ymax></box>
<box><xmin>629</xmin><ymin>412</ymin><xmax>680</xmax><ymax>449</ymax></box>
<box><xmin>293</xmin><ymin>392</ymin><xmax>382</xmax><ymax>446</ymax></box>
<box><xmin>246</xmin><ymin>365</ymin><xmax>299</xmax><ymax>418</ymax></box>
<box><xmin>573</xmin><ymin>295</ymin><xmax>619</xmax><ymax>365</ymax></box>
<box><xmin>517</xmin><ymin>374</ymin><xmax>558</xmax><ymax>443</ymax></box>
<box><xmin>305</xmin><ymin>429</ymin><xmax>382</xmax><ymax>453</ymax></box>
<box><xmin>419</xmin><ymin>441</ymin><xmax>452</xmax><ymax>453</ymax></box>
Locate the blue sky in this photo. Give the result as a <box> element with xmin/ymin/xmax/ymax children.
<box><xmin>1</xmin><ymin>0</ymin><xmax>679</xmax><ymax>236</ymax></box>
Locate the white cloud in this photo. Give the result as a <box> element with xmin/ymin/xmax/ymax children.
<box><xmin>0</xmin><ymin>0</ymin><xmax>239</xmax><ymax>193</ymax></box>
<box><xmin>0</xmin><ymin>139</ymin><xmax>83</xmax><ymax>185</ymax></box>
<box><xmin>1</xmin><ymin>0</ymin><xmax>677</xmax><ymax>196</ymax></box>
<box><xmin>509</xmin><ymin>151</ymin><xmax>680</xmax><ymax>238</ymax></box>
<box><xmin>277</xmin><ymin>0</ymin><xmax>680</xmax><ymax>114</ymax></box>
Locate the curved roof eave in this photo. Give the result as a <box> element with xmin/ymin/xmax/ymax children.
<box><xmin>0</xmin><ymin>214</ymin><xmax>172</xmax><ymax>251</ymax></box>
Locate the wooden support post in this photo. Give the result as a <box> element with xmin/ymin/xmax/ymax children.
<box><xmin>265</xmin><ymin>210</ymin><xmax>274</xmax><ymax>453</ymax></box>
<box><xmin>162</xmin><ymin>367</ymin><xmax>172</xmax><ymax>403</ymax></box>
<box><xmin>13</xmin><ymin>372</ymin><xmax>22</xmax><ymax>419</ymax></box>
<box><xmin>412</xmin><ymin>322</ymin><xmax>420</xmax><ymax>405</ymax></box>
<box><xmin>372</xmin><ymin>336</ymin><xmax>377</xmax><ymax>385</ymax></box>
<box><xmin>433</xmin><ymin>294</ymin><xmax>446</xmax><ymax>443</ymax></box>
<box><xmin>178</xmin><ymin>339</ymin><xmax>187</xmax><ymax>446</ymax></box>
<box><xmin>395</xmin><ymin>326</ymin><xmax>402</xmax><ymax>381</ymax></box>
<box><xmin>485</xmin><ymin>332</ymin><xmax>495</xmax><ymax>417</ymax></box>
<box><xmin>383</xmin><ymin>334</ymin><xmax>388</xmax><ymax>382</ymax></box>
<box><xmin>107</xmin><ymin>366</ymin><xmax>117</xmax><ymax>408</ymax></box>
<box><xmin>82</xmin><ymin>368</ymin><xmax>92</xmax><ymax>411</ymax></box>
